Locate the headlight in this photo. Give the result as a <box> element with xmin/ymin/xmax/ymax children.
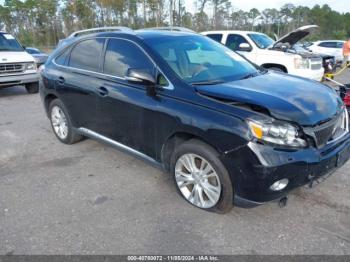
<box><xmin>25</xmin><ymin>62</ymin><xmax>37</xmax><ymax>71</ymax></box>
<box><xmin>294</xmin><ymin>57</ymin><xmax>309</xmax><ymax>69</ymax></box>
<box><xmin>247</xmin><ymin>119</ymin><xmax>307</xmax><ymax>147</ymax></box>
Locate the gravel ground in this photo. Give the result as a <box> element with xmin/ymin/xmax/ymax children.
<box><xmin>0</xmin><ymin>71</ymin><xmax>350</xmax><ymax>255</ymax></box>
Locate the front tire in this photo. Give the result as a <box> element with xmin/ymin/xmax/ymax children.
<box><xmin>25</xmin><ymin>82</ymin><xmax>39</xmax><ymax>94</ymax></box>
<box><xmin>171</xmin><ymin>139</ymin><xmax>233</xmax><ymax>213</ymax></box>
<box><xmin>49</xmin><ymin>99</ymin><xmax>83</xmax><ymax>144</ymax></box>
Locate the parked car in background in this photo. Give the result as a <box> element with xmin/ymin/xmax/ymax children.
<box><xmin>201</xmin><ymin>25</ymin><xmax>324</xmax><ymax>81</ymax></box>
<box><xmin>307</xmin><ymin>40</ymin><xmax>348</xmax><ymax>63</ymax></box>
<box><xmin>292</xmin><ymin>43</ymin><xmax>336</xmax><ymax>75</ymax></box>
<box><xmin>0</xmin><ymin>31</ymin><xmax>39</xmax><ymax>93</ymax></box>
<box><xmin>25</xmin><ymin>47</ymin><xmax>48</xmax><ymax>67</ymax></box>
<box><xmin>40</xmin><ymin>27</ymin><xmax>350</xmax><ymax>213</ymax></box>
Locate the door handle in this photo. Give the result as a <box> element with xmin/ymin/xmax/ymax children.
<box><xmin>96</xmin><ymin>86</ymin><xmax>109</xmax><ymax>97</ymax></box>
<box><xmin>57</xmin><ymin>76</ymin><xmax>65</xmax><ymax>85</ymax></box>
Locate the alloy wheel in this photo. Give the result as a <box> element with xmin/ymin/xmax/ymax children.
<box><xmin>175</xmin><ymin>153</ymin><xmax>221</xmax><ymax>209</ymax></box>
<box><xmin>51</xmin><ymin>105</ymin><xmax>68</xmax><ymax>140</ymax></box>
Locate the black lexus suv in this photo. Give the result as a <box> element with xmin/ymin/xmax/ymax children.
<box><xmin>39</xmin><ymin>27</ymin><xmax>350</xmax><ymax>213</ymax></box>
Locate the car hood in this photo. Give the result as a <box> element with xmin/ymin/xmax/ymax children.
<box><xmin>273</xmin><ymin>25</ymin><xmax>319</xmax><ymax>48</ymax></box>
<box><xmin>195</xmin><ymin>72</ymin><xmax>343</xmax><ymax>126</ymax></box>
<box><xmin>0</xmin><ymin>51</ymin><xmax>35</xmax><ymax>63</ymax></box>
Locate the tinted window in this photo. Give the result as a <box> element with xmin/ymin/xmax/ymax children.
<box><xmin>337</xmin><ymin>42</ymin><xmax>345</xmax><ymax>48</ymax></box>
<box><xmin>206</xmin><ymin>34</ymin><xmax>223</xmax><ymax>43</ymax></box>
<box><xmin>319</xmin><ymin>42</ymin><xmax>337</xmax><ymax>48</ymax></box>
<box><xmin>226</xmin><ymin>34</ymin><xmax>250</xmax><ymax>51</ymax></box>
<box><xmin>69</xmin><ymin>39</ymin><xmax>104</xmax><ymax>71</ymax></box>
<box><xmin>103</xmin><ymin>39</ymin><xmax>154</xmax><ymax>78</ymax></box>
<box><xmin>55</xmin><ymin>48</ymin><xmax>70</xmax><ymax>66</ymax></box>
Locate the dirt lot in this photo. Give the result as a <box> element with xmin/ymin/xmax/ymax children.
<box><xmin>1</xmin><ymin>71</ymin><xmax>350</xmax><ymax>255</ymax></box>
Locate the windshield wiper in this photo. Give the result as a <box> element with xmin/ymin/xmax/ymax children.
<box><xmin>190</xmin><ymin>80</ymin><xmax>225</xmax><ymax>86</ymax></box>
<box><xmin>240</xmin><ymin>72</ymin><xmax>258</xmax><ymax>80</ymax></box>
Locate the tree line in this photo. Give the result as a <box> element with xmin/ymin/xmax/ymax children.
<box><xmin>0</xmin><ymin>0</ymin><xmax>350</xmax><ymax>48</ymax></box>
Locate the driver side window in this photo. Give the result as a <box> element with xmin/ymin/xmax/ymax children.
<box><xmin>226</xmin><ymin>34</ymin><xmax>250</xmax><ymax>51</ymax></box>
<box><xmin>103</xmin><ymin>39</ymin><xmax>154</xmax><ymax>78</ymax></box>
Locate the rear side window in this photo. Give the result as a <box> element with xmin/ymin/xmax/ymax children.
<box><xmin>55</xmin><ymin>48</ymin><xmax>70</xmax><ymax>66</ymax></box>
<box><xmin>206</xmin><ymin>34</ymin><xmax>223</xmax><ymax>43</ymax></box>
<box><xmin>69</xmin><ymin>39</ymin><xmax>105</xmax><ymax>72</ymax></box>
<box><xmin>337</xmin><ymin>42</ymin><xmax>345</xmax><ymax>48</ymax></box>
<box><xmin>103</xmin><ymin>38</ymin><xmax>154</xmax><ymax>78</ymax></box>
<box><xmin>318</xmin><ymin>42</ymin><xmax>337</xmax><ymax>48</ymax></box>
<box><xmin>226</xmin><ymin>34</ymin><xmax>250</xmax><ymax>51</ymax></box>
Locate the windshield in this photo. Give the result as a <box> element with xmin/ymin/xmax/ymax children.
<box><xmin>248</xmin><ymin>33</ymin><xmax>274</xmax><ymax>49</ymax></box>
<box><xmin>143</xmin><ymin>35</ymin><xmax>258</xmax><ymax>84</ymax></box>
<box><xmin>292</xmin><ymin>44</ymin><xmax>310</xmax><ymax>53</ymax></box>
<box><xmin>0</xmin><ymin>33</ymin><xmax>24</xmax><ymax>51</ymax></box>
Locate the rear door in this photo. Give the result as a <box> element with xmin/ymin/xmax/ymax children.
<box><xmin>54</xmin><ymin>38</ymin><xmax>106</xmax><ymax>130</ymax></box>
<box><xmin>94</xmin><ymin>38</ymin><xmax>160</xmax><ymax>158</ymax></box>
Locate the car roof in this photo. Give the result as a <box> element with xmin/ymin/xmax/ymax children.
<box><xmin>135</xmin><ymin>29</ymin><xmax>198</xmax><ymax>39</ymax></box>
<box><xmin>201</xmin><ymin>30</ymin><xmax>265</xmax><ymax>35</ymax></box>
<box><xmin>61</xmin><ymin>28</ymin><xmax>198</xmax><ymax>46</ymax></box>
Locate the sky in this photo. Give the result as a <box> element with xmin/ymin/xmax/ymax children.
<box><xmin>0</xmin><ymin>0</ymin><xmax>349</xmax><ymax>14</ymax></box>
<box><xmin>185</xmin><ymin>0</ymin><xmax>350</xmax><ymax>14</ymax></box>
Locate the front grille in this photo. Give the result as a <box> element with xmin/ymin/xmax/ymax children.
<box><xmin>314</xmin><ymin>124</ymin><xmax>336</xmax><ymax>147</ymax></box>
<box><xmin>309</xmin><ymin>58</ymin><xmax>322</xmax><ymax>70</ymax></box>
<box><xmin>0</xmin><ymin>63</ymin><xmax>24</xmax><ymax>75</ymax></box>
<box><xmin>304</xmin><ymin>109</ymin><xmax>349</xmax><ymax>148</ymax></box>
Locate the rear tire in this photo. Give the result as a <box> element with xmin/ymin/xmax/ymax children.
<box><xmin>49</xmin><ymin>99</ymin><xmax>83</xmax><ymax>144</ymax></box>
<box><xmin>170</xmin><ymin>139</ymin><xmax>233</xmax><ymax>213</ymax></box>
<box><xmin>25</xmin><ymin>82</ymin><xmax>39</xmax><ymax>94</ymax></box>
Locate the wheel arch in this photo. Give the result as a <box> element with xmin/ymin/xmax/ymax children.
<box><xmin>44</xmin><ymin>93</ymin><xmax>58</xmax><ymax>116</ymax></box>
<box><xmin>160</xmin><ymin>131</ymin><xmax>222</xmax><ymax>171</ymax></box>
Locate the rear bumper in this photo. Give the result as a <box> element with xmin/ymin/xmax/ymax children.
<box><xmin>0</xmin><ymin>73</ymin><xmax>39</xmax><ymax>88</ymax></box>
<box><xmin>289</xmin><ymin>68</ymin><xmax>324</xmax><ymax>82</ymax></box>
<box><xmin>222</xmin><ymin>132</ymin><xmax>350</xmax><ymax>207</ymax></box>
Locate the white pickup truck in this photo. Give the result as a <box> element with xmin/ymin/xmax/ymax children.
<box><xmin>0</xmin><ymin>31</ymin><xmax>39</xmax><ymax>93</ymax></box>
<box><xmin>201</xmin><ymin>25</ymin><xmax>324</xmax><ymax>81</ymax></box>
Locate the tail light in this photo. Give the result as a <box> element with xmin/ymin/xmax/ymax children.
<box><xmin>343</xmin><ymin>90</ymin><xmax>350</xmax><ymax>107</ymax></box>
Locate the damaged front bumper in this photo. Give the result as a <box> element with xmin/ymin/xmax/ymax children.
<box><xmin>221</xmin><ymin>132</ymin><xmax>350</xmax><ymax>208</ymax></box>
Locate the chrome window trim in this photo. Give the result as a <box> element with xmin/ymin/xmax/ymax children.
<box><xmin>52</xmin><ymin>36</ymin><xmax>174</xmax><ymax>90</ymax></box>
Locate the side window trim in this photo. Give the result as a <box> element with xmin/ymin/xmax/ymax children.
<box><xmin>102</xmin><ymin>37</ymin><xmax>174</xmax><ymax>90</ymax></box>
<box><xmin>52</xmin><ymin>37</ymin><xmax>174</xmax><ymax>90</ymax></box>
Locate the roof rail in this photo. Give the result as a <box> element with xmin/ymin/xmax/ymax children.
<box><xmin>144</xmin><ymin>26</ymin><xmax>195</xmax><ymax>33</ymax></box>
<box><xmin>68</xmin><ymin>26</ymin><xmax>133</xmax><ymax>38</ymax></box>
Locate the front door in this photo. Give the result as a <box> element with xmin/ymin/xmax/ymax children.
<box><xmin>94</xmin><ymin>38</ymin><xmax>160</xmax><ymax>159</ymax></box>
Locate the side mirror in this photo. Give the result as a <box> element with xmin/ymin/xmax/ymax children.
<box><xmin>125</xmin><ymin>68</ymin><xmax>157</xmax><ymax>96</ymax></box>
<box><xmin>125</xmin><ymin>68</ymin><xmax>156</xmax><ymax>85</ymax></box>
<box><xmin>238</xmin><ymin>43</ymin><xmax>252</xmax><ymax>52</ymax></box>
